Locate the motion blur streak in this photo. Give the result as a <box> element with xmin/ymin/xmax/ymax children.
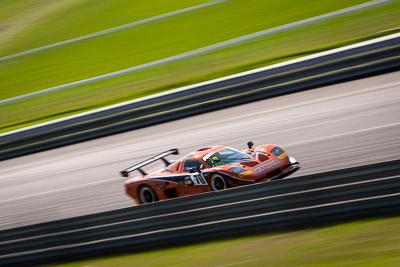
<box><xmin>0</xmin><ymin>71</ymin><xmax>399</xmax><ymax>230</ymax></box>
<box><xmin>0</xmin><ymin>176</ymin><xmax>122</xmax><ymax>205</ymax></box>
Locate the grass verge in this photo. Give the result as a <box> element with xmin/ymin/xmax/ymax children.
<box><xmin>57</xmin><ymin>215</ymin><xmax>400</xmax><ymax>267</ymax></box>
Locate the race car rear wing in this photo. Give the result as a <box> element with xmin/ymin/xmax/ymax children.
<box><xmin>120</xmin><ymin>148</ymin><xmax>179</xmax><ymax>177</ymax></box>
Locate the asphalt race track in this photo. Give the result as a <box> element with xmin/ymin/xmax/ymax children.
<box><xmin>0</xmin><ymin>71</ymin><xmax>399</xmax><ymax>230</ymax></box>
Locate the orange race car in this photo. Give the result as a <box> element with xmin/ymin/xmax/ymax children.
<box><xmin>121</xmin><ymin>142</ymin><xmax>300</xmax><ymax>204</ymax></box>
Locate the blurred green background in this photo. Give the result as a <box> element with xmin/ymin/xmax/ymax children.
<box><xmin>0</xmin><ymin>0</ymin><xmax>399</xmax><ymax>133</ymax></box>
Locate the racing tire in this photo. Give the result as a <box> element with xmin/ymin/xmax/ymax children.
<box><xmin>210</xmin><ymin>174</ymin><xmax>228</xmax><ymax>191</ymax></box>
<box><xmin>138</xmin><ymin>185</ymin><xmax>157</xmax><ymax>204</ymax></box>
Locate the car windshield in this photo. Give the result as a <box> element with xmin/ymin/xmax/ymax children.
<box><xmin>203</xmin><ymin>147</ymin><xmax>250</xmax><ymax>167</ymax></box>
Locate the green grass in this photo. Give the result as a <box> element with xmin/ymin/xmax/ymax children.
<box><xmin>57</xmin><ymin>216</ymin><xmax>400</xmax><ymax>267</ymax></box>
<box><xmin>0</xmin><ymin>0</ymin><xmax>399</xmax><ymax>133</ymax></box>
<box><xmin>0</xmin><ymin>0</ymin><xmax>208</xmax><ymax>54</ymax></box>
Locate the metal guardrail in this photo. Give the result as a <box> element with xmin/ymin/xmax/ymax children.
<box><xmin>0</xmin><ymin>160</ymin><xmax>399</xmax><ymax>266</ymax></box>
<box><xmin>1</xmin><ymin>34</ymin><xmax>399</xmax><ymax>161</ymax></box>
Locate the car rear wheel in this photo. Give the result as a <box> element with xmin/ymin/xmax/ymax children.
<box><xmin>138</xmin><ymin>185</ymin><xmax>157</xmax><ymax>204</ymax></box>
<box><xmin>210</xmin><ymin>174</ymin><xmax>228</xmax><ymax>191</ymax></box>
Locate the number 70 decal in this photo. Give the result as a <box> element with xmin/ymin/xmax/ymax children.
<box><xmin>190</xmin><ymin>173</ymin><xmax>208</xmax><ymax>185</ymax></box>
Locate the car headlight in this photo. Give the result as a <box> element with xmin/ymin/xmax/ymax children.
<box><xmin>271</xmin><ymin>147</ymin><xmax>284</xmax><ymax>156</ymax></box>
